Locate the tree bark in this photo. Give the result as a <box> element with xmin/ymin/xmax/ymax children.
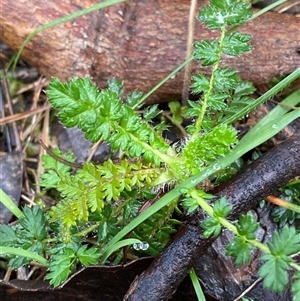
<box><xmin>124</xmin><ymin>134</ymin><xmax>300</xmax><ymax>300</ymax></box>
<box><xmin>1</xmin><ymin>0</ymin><xmax>299</xmax><ymax>103</ymax></box>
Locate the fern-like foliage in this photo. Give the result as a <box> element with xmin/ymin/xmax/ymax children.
<box><xmin>220</xmin><ymin>80</ymin><xmax>256</xmax><ymax>122</ymax></box>
<box><xmin>46</xmin><ymin>78</ymin><xmax>171</xmax><ymax>167</ymax></box>
<box><xmin>182</xmin><ymin>124</ymin><xmax>237</xmax><ymax>175</ymax></box>
<box><xmin>180</xmin><ymin>0</ymin><xmax>255</xmax><ymax>172</ymax></box>
<box><xmin>40</xmin><ymin>152</ymin><xmax>162</xmax><ymax>240</ymax></box>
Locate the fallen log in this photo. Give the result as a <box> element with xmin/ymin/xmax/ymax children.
<box><xmin>124</xmin><ymin>134</ymin><xmax>300</xmax><ymax>300</ymax></box>
<box><xmin>1</xmin><ymin>0</ymin><xmax>299</xmax><ymax>103</ymax></box>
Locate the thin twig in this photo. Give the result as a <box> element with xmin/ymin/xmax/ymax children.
<box><xmin>1</xmin><ymin>76</ymin><xmax>22</xmax><ymax>151</ymax></box>
<box><xmin>39</xmin><ymin>139</ymin><xmax>83</xmax><ymax>169</ymax></box>
<box><xmin>181</xmin><ymin>0</ymin><xmax>198</xmax><ymax>106</ymax></box>
<box><xmin>0</xmin><ymin>104</ymin><xmax>51</xmax><ymax>125</ymax></box>
<box><xmin>232</xmin><ymin>277</ymin><xmax>263</xmax><ymax>301</ymax></box>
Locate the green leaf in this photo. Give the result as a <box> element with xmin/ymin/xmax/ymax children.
<box><xmin>49</xmin><ymin>199</ymin><xmax>77</xmax><ymax>229</ymax></box>
<box><xmin>271</xmin><ymin>182</ymin><xmax>300</xmax><ymax>228</ymax></box>
<box><xmin>182</xmin><ymin>124</ymin><xmax>237</xmax><ymax>174</ymax></box>
<box><xmin>268</xmin><ymin>226</ymin><xmax>300</xmax><ymax>256</ymax></box>
<box><xmin>219</xmin><ymin>80</ymin><xmax>255</xmax><ymax>122</ymax></box>
<box><xmin>123</xmin><ymin>199</ymin><xmax>142</xmax><ymax>223</ymax></box>
<box><xmin>190</xmin><ymin>74</ymin><xmax>210</xmax><ymax>94</ymax></box>
<box><xmin>76</xmin><ymin>245</ymin><xmax>101</xmax><ymax>266</ymax></box>
<box><xmin>96</xmin><ymin>205</ymin><xmax>119</xmax><ymax>243</ymax></box>
<box><xmin>40</xmin><ymin>169</ymin><xmax>62</xmax><ymax>188</ymax></box>
<box><xmin>57</xmin><ymin>175</ymin><xmax>85</xmax><ymax>198</ymax></box>
<box><xmin>110</xmin><ymin>130</ymin><xmax>130</xmax><ymax>150</ymax></box>
<box><xmin>200</xmin><ymin>217</ymin><xmax>221</xmax><ymax>238</ymax></box>
<box><xmin>186</xmin><ymin>100</ymin><xmax>203</xmax><ymax>118</ymax></box>
<box><xmin>47</xmin><ymin>77</ymin><xmax>102</xmax><ymax>128</ymax></box>
<box><xmin>226</xmin><ymin>236</ymin><xmax>252</xmax><ymax>265</ymax></box>
<box><xmin>223</xmin><ymin>32</ymin><xmax>253</xmax><ymax>56</ymax></box>
<box><xmin>236</xmin><ymin>212</ymin><xmax>259</xmax><ymax>240</ymax></box>
<box><xmin>213</xmin><ymin>197</ymin><xmax>232</xmax><ymax>218</ymax></box>
<box><xmin>181</xmin><ymin>197</ymin><xmax>200</xmax><ymax>214</ymax></box>
<box><xmin>9</xmin><ymin>255</ymin><xmax>32</xmax><ymax>269</ymax></box>
<box><xmin>259</xmin><ymin>253</ymin><xmax>290</xmax><ymax>292</ymax></box>
<box><xmin>39</xmin><ymin>149</ymin><xmax>74</xmax><ymax>188</ymax></box>
<box><xmin>259</xmin><ymin>226</ymin><xmax>300</xmax><ymax>293</ymax></box>
<box><xmin>107</xmin><ymin>77</ymin><xmax>123</xmax><ymax>97</ymax></box>
<box><xmin>207</xmin><ymin>92</ymin><xmax>228</xmax><ymax>110</ymax></box>
<box><xmin>47</xmin><ymin>77</ymin><xmax>169</xmax><ymax>165</ymax></box>
<box><xmin>193</xmin><ymin>40</ymin><xmax>219</xmax><ymax>66</ymax></box>
<box><xmin>126</xmin><ymin>90</ymin><xmax>144</xmax><ymax>109</ymax></box>
<box><xmin>98</xmin><ymin>219</ymin><xmax>118</xmax><ymax>243</ymax></box>
<box><xmin>213</xmin><ymin>67</ymin><xmax>239</xmax><ymax>91</ymax></box>
<box><xmin>19</xmin><ymin>206</ymin><xmax>47</xmax><ymax>241</ymax></box>
<box><xmin>143</xmin><ymin>104</ymin><xmax>161</xmax><ymax>121</ymax></box>
<box><xmin>292</xmin><ymin>271</ymin><xmax>300</xmax><ymax>301</ymax></box>
<box><xmin>132</xmin><ymin>202</ymin><xmax>177</xmax><ymax>256</ymax></box>
<box><xmin>0</xmin><ymin>224</ymin><xmax>16</xmax><ymax>245</ymax></box>
<box><xmin>199</xmin><ymin>0</ymin><xmax>252</xmax><ymax>30</ymax></box>
<box><xmin>45</xmin><ymin>248</ymin><xmax>75</xmax><ymax>287</ymax></box>
<box><xmin>9</xmin><ymin>241</ymin><xmax>45</xmax><ymax>269</ymax></box>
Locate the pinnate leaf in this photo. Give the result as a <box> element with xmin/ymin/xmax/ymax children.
<box><xmin>213</xmin><ymin>67</ymin><xmax>239</xmax><ymax>91</ymax></box>
<box><xmin>190</xmin><ymin>73</ymin><xmax>210</xmax><ymax>94</ymax></box>
<box><xmin>193</xmin><ymin>40</ymin><xmax>219</xmax><ymax>66</ymax></box>
<box><xmin>47</xmin><ymin>77</ymin><xmax>169</xmax><ymax>165</ymax></box>
<box><xmin>39</xmin><ymin>149</ymin><xmax>74</xmax><ymax>188</ymax></box>
<box><xmin>223</xmin><ymin>32</ymin><xmax>253</xmax><ymax>56</ymax></box>
<box><xmin>199</xmin><ymin>0</ymin><xmax>252</xmax><ymax>29</ymax></box>
<box><xmin>107</xmin><ymin>77</ymin><xmax>123</xmax><ymax>97</ymax></box>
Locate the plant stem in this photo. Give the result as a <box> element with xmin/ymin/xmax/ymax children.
<box><xmin>101</xmin><ymin>106</ymin><xmax>299</xmax><ymax>263</ymax></box>
<box><xmin>127</xmin><ymin>132</ymin><xmax>176</xmax><ymax>167</ymax></box>
<box><xmin>190</xmin><ymin>189</ymin><xmax>270</xmax><ymax>253</ymax></box>
<box><xmin>191</xmin><ymin>26</ymin><xmax>226</xmax><ymax>140</ymax></box>
<box><xmin>75</xmin><ymin>223</ymin><xmax>100</xmax><ymax>237</ymax></box>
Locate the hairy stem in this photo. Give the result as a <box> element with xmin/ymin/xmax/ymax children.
<box><xmin>190</xmin><ymin>189</ymin><xmax>270</xmax><ymax>253</ymax></box>
<box><xmin>191</xmin><ymin>26</ymin><xmax>226</xmax><ymax>140</ymax></box>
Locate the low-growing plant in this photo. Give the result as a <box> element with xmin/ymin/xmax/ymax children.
<box><xmin>1</xmin><ymin>0</ymin><xmax>300</xmax><ymax>300</ymax></box>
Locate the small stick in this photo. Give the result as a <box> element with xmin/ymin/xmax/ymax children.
<box><xmin>181</xmin><ymin>0</ymin><xmax>198</xmax><ymax>106</ymax></box>
<box><xmin>39</xmin><ymin>139</ymin><xmax>82</xmax><ymax>169</ymax></box>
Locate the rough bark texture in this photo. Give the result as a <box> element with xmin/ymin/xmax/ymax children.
<box><xmin>1</xmin><ymin>0</ymin><xmax>299</xmax><ymax>103</ymax></box>
<box><xmin>124</xmin><ymin>134</ymin><xmax>300</xmax><ymax>301</ymax></box>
